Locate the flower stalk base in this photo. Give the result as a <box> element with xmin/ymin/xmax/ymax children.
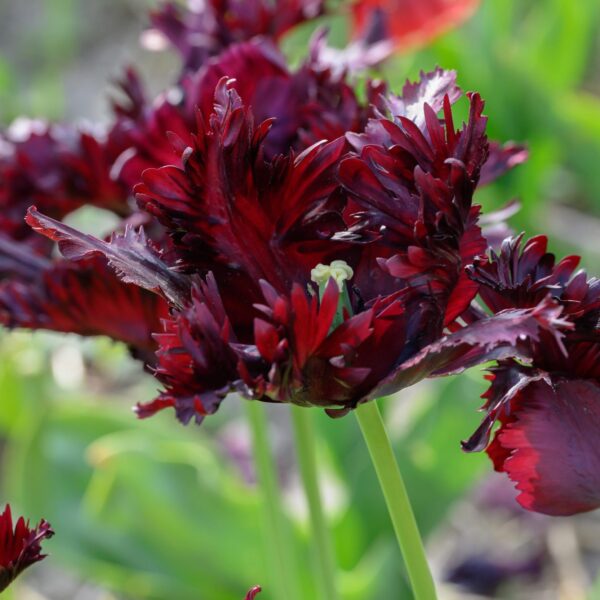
<box><xmin>355</xmin><ymin>399</ymin><xmax>437</xmax><ymax>600</ymax></box>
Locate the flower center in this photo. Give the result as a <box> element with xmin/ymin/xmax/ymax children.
<box><xmin>310</xmin><ymin>260</ymin><xmax>354</xmax><ymax>329</ymax></box>
<box><xmin>310</xmin><ymin>260</ymin><xmax>354</xmax><ymax>291</ymax></box>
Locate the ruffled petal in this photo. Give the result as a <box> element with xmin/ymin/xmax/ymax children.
<box><xmin>489</xmin><ymin>378</ymin><xmax>600</xmax><ymax>516</ymax></box>
<box><xmin>369</xmin><ymin>297</ymin><xmax>570</xmax><ymax>399</ymax></box>
<box><xmin>137</xmin><ymin>274</ymin><xmax>238</xmax><ymax>424</ymax></box>
<box><xmin>341</xmin><ymin>91</ymin><xmax>489</xmax><ymax>313</ymax></box>
<box><xmin>479</xmin><ymin>141</ymin><xmax>528</xmax><ymax>185</ymax></box>
<box><xmin>26</xmin><ymin>208</ymin><xmax>190</xmax><ymax>308</ymax></box>
<box><xmin>0</xmin><ymin>255</ymin><xmax>169</xmax><ymax>363</ymax></box>
<box><xmin>136</xmin><ymin>79</ymin><xmax>346</xmax><ymax>287</ymax></box>
<box><xmin>346</xmin><ymin>68</ymin><xmax>461</xmax><ymax>152</ymax></box>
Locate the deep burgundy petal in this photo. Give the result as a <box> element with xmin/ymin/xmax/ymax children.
<box><xmin>109</xmin><ymin>94</ymin><xmax>193</xmax><ymax>192</ymax></box>
<box><xmin>467</xmin><ymin>234</ymin><xmax>600</xmax><ymax>377</ymax></box>
<box><xmin>468</xmin><ymin>234</ymin><xmax>581</xmax><ymax>313</ymax></box>
<box><xmin>26</xmin><ymin>208</ymin><xmax>190</xmax><ymax>308</ymax></box>
<box><xmin>479</xmin><ymin>141</ymin><xmax>529</xmax><ymax>186</ymax></box>
<box><xmin>369</xmin><ymin>297</ymin><xmax>571</xmax><ymax>399</ymax></box>
<box><xmin>489</xmin><ymin>378</ymin><xmax>600</xmax><ymax>516</ymax></box>
<box><xmin>0</xmin><ymin>255</ymin><xmax>169</xmax><ymax>363</ymax></box>
<box><xmin>136</xmin><ymin>79</ymin><xmax>346</xmax><ymax>288</ymax></box>
<box><xmin>340</xmin><ymin>90</ymin><xmax>489</xmax><ymax>316</ymax></box>
<box><xmin>243</xmin><ymin>280</ymin><xmax>378</xmax><ymax>407</ymax></box>
<box><xmin>461</xmin><ymin>360</ymin><xmax>550</xmax><ymax>453</ymax></box>
<box><xmin>184</xmin><ymin>39</ymin><xmax>289</xmax><ymax>124</ymax></box>
<box><xmin>137</xmin><ymin>274</ymin><xmax>239</xmax><ymax>424</ymax></box>
<box><xmin>0</xmin><ymin>121</ymin><xmax>129</xmax><ymax>247</ymax></box>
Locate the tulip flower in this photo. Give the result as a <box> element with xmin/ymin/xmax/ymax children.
<box><xmin>463</xmin><ymin>235</ymin><xmax>600</xmax><ymax>515</ymax></box>
<box><xmin>0</xmin><ymin>504</ymin><xmax>53</xmax><ymax>593</ymax></box>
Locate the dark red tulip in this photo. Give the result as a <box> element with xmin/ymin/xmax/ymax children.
<box><xmin>463</xmin><ymin>235</ymin><xmax>600</xmax><ymax>515</ymax></box>
<box><xmin>0</xmin><ymin>116</ymin><xmax>172</xmax><ymax>361</ymax></box>
<box><xmin>26</xmin><ymin>75</ymin><xmax>558</xmax><ymax>426</ymax></box>
<box><xmin>0</xmin><ymin>120</ymin><xmax>129</xmax><ymax>251</ymax></box>
<box><xmin>0</xmin><ymin>251</ymin><xmax>169</xmax><ymax>364</ymax></box>
<box><xmin>0</xmin><ymin>504</ymin><xmax>54</xmax><ymax>592</ymax></box>
<box><xmin>146</xmin><ymin>0</ymin><xmax>325</xmax><ymax>74</ymax></box>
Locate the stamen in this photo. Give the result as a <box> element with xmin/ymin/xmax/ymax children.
<box><xmin>310</xmin><ymin>260</ymin><xmax>354</xmax><ymax>291</ymax></box>
<box><xmin>310</xmin><ymin>260</ymin><xmax>354</xmax><ymax>330</ymax></box>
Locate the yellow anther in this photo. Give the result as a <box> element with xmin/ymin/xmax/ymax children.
<box><xmin>310</xmin><ymin>260</ymin><xmax>354</xmax><ymax>291</ymax></box>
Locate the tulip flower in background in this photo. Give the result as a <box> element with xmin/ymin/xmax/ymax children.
<box><xmin>351</xmin><ymin>0</ymin><xmax>480</xmax><ymax>52</ymax></box>
<box><xmin>0</xmin><ymin>505</ymin><xmax>53</xmax><ymax>593</ymax></box>
<box><xmin>144</xmin><ymin>0</ymin><xmax>325</xmax><ymax>75</ymax></box>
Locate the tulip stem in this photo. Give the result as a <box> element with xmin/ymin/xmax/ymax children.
<box><xmin>246</xmin><ymin>401</ymin><xmax>300</xmax><ymax>600</ymax></box>
<box><xmin>355</xmin><ymin>399</ymin><xmax>437</xmax><ymax>600</ymax></box>
<box><xmin>290</xmin><ymin>405</ymin><xmax>339</xmax><ymax>600</ymax></box>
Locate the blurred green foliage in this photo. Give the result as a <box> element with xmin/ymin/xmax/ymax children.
<box><xmin>0</xmin><ymin>332</ymin><xmax>487</xmax><ymax>599</ymax></box>
<box><xmin>1</xmin><ymin>0</ymin><xmax>600</xmax><ymax>599</ymax></box>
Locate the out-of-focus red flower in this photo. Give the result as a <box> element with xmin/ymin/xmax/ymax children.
<box><xmin>0</xmin><ymin>250</ymin><xmax>169</xmax><ymax>364</ymax></box>
<box><xmin>463</xmin><ymin>235</ymin><xmax>600</xmax><ymax>515</ymax></box>
<box><xmin>0</xmin><ymin>105</ymin><xmax>169</xmax><ymax>362</ymax></box>
<box><xmin>108</xmin><ymin>37</ymin><xmax>378</xmax><ymax>185</ymax></box>
<box><xmin>0</xmin><ymin>504</ymin><xmax>54</xmax><ymax>592</ymax></box>
<box><xmin>109</xmin><ymin>39</ymin><xmax>525</xmax><ymax>208</ymax></box>
<box><xmin>146</xmin><ymin>0</ymin><xmax>325</xmax><ymax>74</ymax></box>
<box><xmin>351</xmin><ymin>0</ymin><xmax>480</xmax><ymax>52</ymax></box>
<box><xmin>27</xmin><ymin>74</ymin><xmax>553</xmax><ymax>426</ymax></box>
<box><xmin>0</xmin><ymin>120</ymin><xmax>129</xmax><ymax>250</ymax></box>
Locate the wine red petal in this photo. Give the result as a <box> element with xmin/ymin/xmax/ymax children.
<box><xmin>26</xmin><ymin>207</ymin><xmax>190</xmax><ymax>308</ymax></box>
<box><xmin>489</xmin><ymin>378</ymin><xmax>600</xmax><ymax>516</ymax></box>
<box><xmin>0</xmin><ymin>255</ymin><xmax>168</xmax><ymax>363</ymax></box>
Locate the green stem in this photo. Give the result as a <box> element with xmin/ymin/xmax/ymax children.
<box><xmin>246</xmin><ymin>401</ymin><xmax>300</xmax><ymax>600</ymax></box>
<box><xmin>290</xmin><ymin>405</ymin><xmax>339</xmax><ymax>600</ymax></box>
<box><xmin>355</xmin><ymin>400</ymin><xmax>437</xmax><ymax>600</ymax></box>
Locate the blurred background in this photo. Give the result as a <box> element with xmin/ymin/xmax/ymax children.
<box><xmin>1</xmin><ymin>0</ymin><xmax>600</xmax><ymax>598</ymax></box>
